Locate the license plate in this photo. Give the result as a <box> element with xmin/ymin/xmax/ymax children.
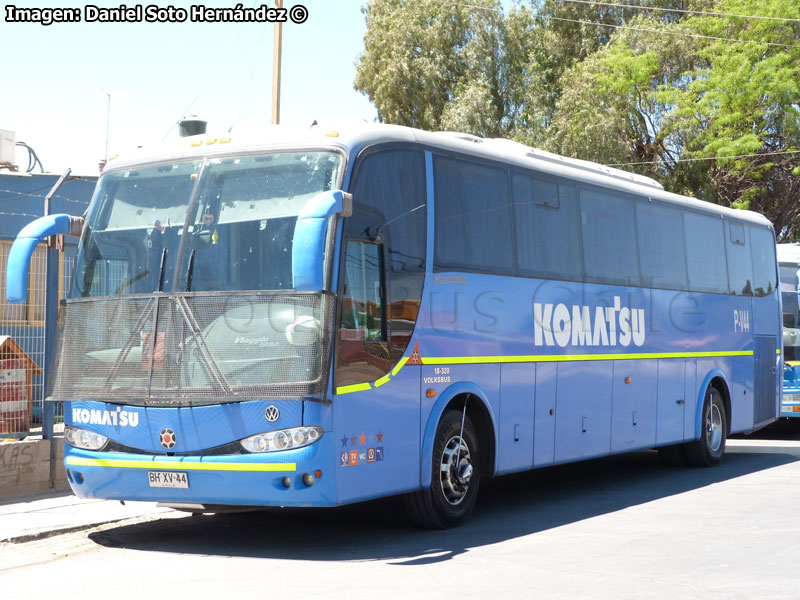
<box><xmin>148</xmin><ymin>471</ymin><xmax>189</xmax><ymax>489</ymax></box>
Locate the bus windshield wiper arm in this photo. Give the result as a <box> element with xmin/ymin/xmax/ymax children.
<box><xmin>157</xmin><ymin>247</ymin><xmax>167</xmax><ymax>292</ymax></box>
<box><xmin>185</xmin><ymin>249</ymin><xmax>196</xmax><ymax>292</ymax></box>
<box><xmin>174</xmin><ymin>296</ymin><xmax>233</xmax><ymax>394</ymax></box>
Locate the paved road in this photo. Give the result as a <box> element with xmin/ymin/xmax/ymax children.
<box><xmin>3</xmin><ymin>423</ymin><xmax>800</xmax><ymax>599</ymax></box>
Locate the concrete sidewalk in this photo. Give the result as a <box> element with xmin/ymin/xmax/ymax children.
<box><xmin>0</xmin><ymin>492</ymin><xmax>170</xmax><ymax>543</ymax></box>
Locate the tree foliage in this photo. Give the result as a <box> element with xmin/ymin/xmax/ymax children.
<box><xmin>355</xmin><ymin>0</ymin><xmax>800</xmax><ymax>236</ymax></box>
<box><xmin>354</xmin><ymin>0</ymin><xmax>509</xmax><ymax>135</ymax></box>
<box><xmin>665</xmin><ymin>0</ymin><xmax>800</xmax><ymax>238</ymax></box>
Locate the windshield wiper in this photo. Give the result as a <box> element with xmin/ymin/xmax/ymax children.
<box><xmin>144</xmin><ymin>248</ymin><xmax>169</xmax><ymax>396</ymax></box>
<box><xmin>174</xmin><ymin>296</ymin><xmax>233</xmax><ymax>395</ymax></box>
<box><xmin>102</xmin><ymin>298</ymin><xmax>156</xmax><ymax>394</ymax></box>
<box><xmin>157</xmin><ymin>247</ymin><xmax>167</xmax><ymax>292</ymax></box>
<box><xmin>185</xmin><ymin>249</ymin><xmax>196</xmax><ymax>292</ymax></box>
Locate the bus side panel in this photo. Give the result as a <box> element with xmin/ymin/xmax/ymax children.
<box><xmin>655</xmin><ymin>359</ymin><xmax>685</xmax><ymax>445</ymax></box>
<box><xmin>497</xmin><ymin>364</ymin><xmax>535</xmax><ymax>474</ymax></box>
<box><xmin>554</xmin><ymin>361</ymin><xmax>612</xmax><ymax>463</ymax></box>
<box><xmin>729</xmin><ymin>355</ymin><xmax>755</xmax><ymax>433</ymax></box>
<box><xmin>611</xmin><ymin>359</ymin><xmax>657</xmax><ymax>452</ymax></box>
<box><xmin>753</xmin><ymin>294</ymin><xmax>780</xmax><ymax>335</ymax></box>
<box><xmin>533</xmin><ymin>363</ymin><xmax>557</xmax><ymax>467</ymax></box>
<box><xmin>683</xmin><ymin>359</ymin><xmax>698</xmax><ymax>440</ymax></box>
<box><xmin>333</xmin><ymin>366</ymin><xmax>421</xmax><ymax>503</ymax></box>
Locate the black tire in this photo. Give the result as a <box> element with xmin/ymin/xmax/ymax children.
<box><xmin>685</xmin><ymin>386</ymin><xmax>727</xmax><ymax>467</ymax></box>
<box><xmin>657</xmin><ymin>443</ymin><xmax>687</xmax><ymax>466</ymax></box>
<box><xmin>404</xmin><ymin>409</ymin><xmax>481</xmax><ymax>529</ymax></box>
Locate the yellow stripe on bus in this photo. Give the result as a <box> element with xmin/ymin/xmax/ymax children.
<box><xmin>374</xmin><ymin>374</ymin><xmax>391</xmax><ymax>388</ymax></box>
<box><xmin>336</xmin><ymin>356</ymin><xmax>412</xmax><ymax>395</ymax></box>
<box><xmin>392</xmin><ymin>356</ymin><xmax>410</xmax><ymax>376</ymax></box>
<box><xmin>420</xmin><ymin>350</ymin><xmax>754</xmax><ymax>365</ymax></box>
<box><xmin>65</xmin><ymin>457</ymin><xmax>296</xmax><ymax>472</ymax></box>
<box><xmin>335</xmin><ymin>382</ymin><xmax>372</xmax><ymax>395</ymax></box>
<box><xmin>335</xmin><ymin>349</ymin><xmax>755</xmax><ymax>395</ymax></box>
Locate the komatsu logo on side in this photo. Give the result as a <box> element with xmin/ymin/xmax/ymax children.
<box><xmin>534</xmin><ymin>296</ymin><xmax>646</xmax><ymax>348</ymax></box>
<box><xmin>72</xmin><ymin>407</ymin><xmax>140</xmax><ymax>427</ymax></box>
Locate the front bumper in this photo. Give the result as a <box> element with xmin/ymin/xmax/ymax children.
<box><xmin>64</xmin><ymin>433</ymin><xmax>337</xmax><ymax>507</ymax></box>
<box><xmin>781</xmin><ymin>390</ymin><xmax>800</xmax><ymax>418</ymax></box>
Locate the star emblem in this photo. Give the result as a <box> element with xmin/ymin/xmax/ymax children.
<box><xmin>376</xmin><ymin>431</ymin><xmax>384</xmax><ymax>443</ymax></box>
<box><xmin>341</xmin><ymin>435</ymin><xmax>349</xmax><ymax>448</ymax></box>
<box><xmin>359</xmin><ymin>432</ymin><xmax>367</xmax><ymax>446</ymax></box>
<box><xmin>350</xmin><ymin>434</ymin><xmax>358</xmax><ymax>446</ymax></box>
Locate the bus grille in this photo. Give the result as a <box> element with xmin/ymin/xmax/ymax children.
<box><xmin>48</xmin><ymin>291</ymin><xmax>334</xmax><ymax>405</ymax></box>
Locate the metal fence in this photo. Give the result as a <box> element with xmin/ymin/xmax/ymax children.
<box><xmin>0</xmin><ymin>243</ymin><xmax>74</xmax><ymax>440</ymax></box>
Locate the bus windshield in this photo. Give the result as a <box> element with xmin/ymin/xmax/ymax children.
<box><xmin>50</xmin><ymin>150</ymin><xmax>343</xmax><ymax>404</ymax></box>
<box><xmin>73</xmin><ymin>151</ymin><xmax>343</xmax><ymax>297</ymax></box>
<box><xmin>781</xmin><ymin>264</ymin><xmax>800</xmax><ymax>360</ymax></box>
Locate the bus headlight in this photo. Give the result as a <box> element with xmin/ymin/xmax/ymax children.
<box><xmin>240</xmin><ymin>426</ymin><xmax>324</xmax><ymax>453</ymax></box>
<box><xmin>65</xmin><ymin>426</ymin><xmax>109</xmax><ymax>451</ymax></box>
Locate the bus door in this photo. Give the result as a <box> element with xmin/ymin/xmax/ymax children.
<box><xmin>333</xmin><ymin>149</ymin><xmax>427</xmax><ymax>502</ymax></box>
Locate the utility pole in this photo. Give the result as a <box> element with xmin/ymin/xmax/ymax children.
<box><xmin>271</xmin><ymin>0</ymin><xmax>283</xmax><ymax>125</ymax></box>
<box><xmin>102</xmin><ymin>89</ymin><xmax>111</xmax><ymax>161</ymax></box>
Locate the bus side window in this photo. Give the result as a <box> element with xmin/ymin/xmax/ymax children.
<box><xmin>341</xmin><ymin>240</ymin><xmax>386</xmax><ymax>342</ymax></box>
<box><xmin>512</xmin><ymin>173</ymin><xmax>582</xmax><ymax>282</ymax></box>
<box><xmin>580</xmin><ymin>188</ymin><xmax>641</xmax><ymax>287</ymax></box>
<box><xmin>684</xmin><ymin>212</ymin><xmax>729</xmax><ymax>294</ymax></box>
<box><xmin>726</xmin><ymin>221</ymin><xmax>754</xmax><ymax>296</ymax></box>
<box><xmin>636</xmin><ymin>202</ymin><xmax>688</xmax><ymax>291</ymax></box>
<box><xmin>434</xmin><ymin>157</ymin><xmax>513</xmax><ymax>275</ymax></box>
<box><xmin>751</xmin><ymin>226</ymin><xmax>777</xmax><ymax>297</ymax></box>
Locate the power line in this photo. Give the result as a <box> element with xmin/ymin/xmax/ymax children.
<box><xmin>0</xmin><ymin>211</ymin><xmax>41</xmax><ymax>218</ymax></box>
<box><xmin>0</xmin><ymin>187</ymin><xmax>92</xmax><ymax>205</ymax></box>
<box><xmin>557</xmin><ymin>0</ymin><xmax>800</xmax><ymax>23</ymax></box>
<box><xmin>548</xmin><ymin>15</ymin><xmax>798</xmax><ymax>48</ymax></box>
<box><xmin>608</xmin><ymin>149</ymin><xmax>800</xmax><ymax>166</ymax></box>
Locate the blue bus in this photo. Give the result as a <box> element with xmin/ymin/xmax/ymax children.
<box><xmin>6</xmin><ymin>124</ymin><xmax>781</xmax><ymax>527</ymax></box>
<box><xmin>778</xmin><ymin>243</ymin><xmax>800</xmax><ymax>416</ymax></box>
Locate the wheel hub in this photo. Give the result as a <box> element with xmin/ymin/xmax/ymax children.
<box><xmin>706</xmin><ymin>402</ymin><xmax>723</xmax><ymax>452</ymax></box>
<box><xmin>439</xmin><ymin>436</ymin><xmax>473</xmax><ymax>506</ymax></box>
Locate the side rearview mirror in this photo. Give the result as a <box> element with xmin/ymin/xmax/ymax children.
<box><xmin>6</xmin><ymin>214</ymin><xmax>84</xmax><ymax>303</ymax></box>
<box><xmin>292</xmin><ymin>190</ymin><xmax>352</xmax><ymax>292</ymax></box>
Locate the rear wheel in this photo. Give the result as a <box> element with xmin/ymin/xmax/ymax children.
<box><xmin>685</xmin><ymin>386</ymin><xmax>727</xmax><ymax>467</ymax></box>
<box><xmin>404</xmin><ymin>409</ymin><xmax>481</xmax><ymax>529</ymax></box>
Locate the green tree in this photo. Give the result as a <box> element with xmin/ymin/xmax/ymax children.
<box><xmin>521</xmin><ymin>0</ymin><xmax>681</xmax><ymax>143</ymax></box>
<box><xmin>665</xmin><ymin>0</ymin><xmax>800</xmax><ymax>237</ymax></box>
<box><xmin>546</xmin><ymin>15</ymin><xmax>715</xmax><ymax>199</ymax></box>
<box><xmin>354</xmin><ymin>0</ymin><xmax>501</xmax><ymax>133</ymax></box>
<box><xmin>354</xmin><ymin>0</ymin><xmax>538</xmax><ymax>138</ymax></box>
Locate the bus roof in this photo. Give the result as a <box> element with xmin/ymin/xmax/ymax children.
<box><xmin>104</xmin><ymin>121</ymin><xmax>773</xmax><ymax>229</ymax></box>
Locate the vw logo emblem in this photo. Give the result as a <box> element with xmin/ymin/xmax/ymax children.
<box><xmin>264</xmin><ymin>405</ymin><xmax>280</xmax><ymax>422</ymax></box>
<box><xmin>159</xmin><ymin>428</ymin><xmax>177</xmax><ymax>449</ymax></box>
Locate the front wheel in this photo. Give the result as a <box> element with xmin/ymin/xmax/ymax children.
<box><xmin>404</xmin><ymin>409</ymin><xmax>481</xmax><ymax>528</ymax></box>
<box><xmin>685</xmin><ymin>386</ymin><xmax>727</xmax><ymax>467</ymax></box>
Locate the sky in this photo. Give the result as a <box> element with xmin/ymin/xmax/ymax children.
<box><xmin>1</xmin><ymin>1</ymin><xmax>380</xmax><ymax>175</ymax></box>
